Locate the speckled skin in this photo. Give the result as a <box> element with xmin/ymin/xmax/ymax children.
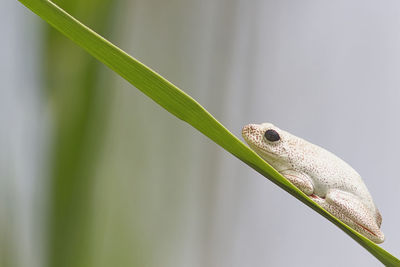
<box><xmin>242</xmin><ymin>123</ymin><xmax>384</xmax><ymax>243</ymax></box>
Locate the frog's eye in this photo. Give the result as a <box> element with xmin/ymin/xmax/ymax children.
<box><xmin>264</xmin><ymin>129</ymin><xmax>280</xmax><ymax>142</ymax></box>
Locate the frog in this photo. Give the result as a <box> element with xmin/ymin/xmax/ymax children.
<box><xmin>242</xmin><ymin>122</ymin><xmax>384</xmax><ymax>243</ymax></box>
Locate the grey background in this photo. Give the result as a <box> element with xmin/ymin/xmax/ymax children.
<box><xmin>3</xmin><ymin>0</ymin><xmax>400</xmax><ymax>266</ymax></box>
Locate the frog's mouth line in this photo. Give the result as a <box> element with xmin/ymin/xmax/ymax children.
<box><xmin>258</xmin><ymin>147</ymin><xmax>278</xmax><ymax>158</ymax></box>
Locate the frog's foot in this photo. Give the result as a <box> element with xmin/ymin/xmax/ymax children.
<box><xmin>280</xmin><ymin>170</ymin><xmax>314</xmax><ymax>195</ymax></box>
<box><xmin>312</xmin><ymin>189</ymin><xmax>384</xmax><ymax>244</ymax></box>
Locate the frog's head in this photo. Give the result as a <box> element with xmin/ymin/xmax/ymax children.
<box><xmin>242</xmin><ymin>123</ymin><xmax>291</xmax><ymax>162</ymax></box>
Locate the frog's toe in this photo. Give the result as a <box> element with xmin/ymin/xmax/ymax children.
<box><xmin>376</xmin><ymin>208</ymin><xmax>382</xmax><ymax>228</ymax></box>
<box><xmin>354</xmin><ymin>221</ymin><xmax>384</xmax><ymax>244</ymax></box>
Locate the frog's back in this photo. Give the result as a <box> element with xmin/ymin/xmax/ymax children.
<box><xmin>292</xmin><ymin>137</ymin><xmax>377</xmax><ymax>213</ymax></box>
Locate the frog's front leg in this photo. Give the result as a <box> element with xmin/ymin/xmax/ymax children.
<box><xmin>280</xmin><ymin>170</ymin><xmax>314</xmax><ymax>195</ymax></box>
<box><xmin>314</xmin><ymin>189</ymin><xmax>384</xmax><ymax>244</ymax></box>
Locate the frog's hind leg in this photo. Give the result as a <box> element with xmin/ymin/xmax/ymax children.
<box><xmin>320</xmin><ymin>189</ymin><xmax>384</xmax><ymax>244</ymax></box>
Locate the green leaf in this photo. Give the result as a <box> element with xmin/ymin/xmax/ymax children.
<box><xmin>17</xmin><ymin>0</ymin><xmax>400</xmax><ymax>266</ymax></box>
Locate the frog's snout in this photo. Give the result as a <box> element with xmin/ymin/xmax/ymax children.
<box><xmin>242</xmin><ymin>124</ymin><xmax>260</xmax><ymax>143</ymax></box>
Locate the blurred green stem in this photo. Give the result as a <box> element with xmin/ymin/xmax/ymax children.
<box><xmin>43</xmin><ymin>0</ymin><xmax>115</xmax><ymax>266</ymax></box>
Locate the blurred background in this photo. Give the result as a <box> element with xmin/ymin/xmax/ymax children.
<box><xmin>2</xmin><ymin>0</ymin><xmax>400</xmax><ymax>266</ymax></box>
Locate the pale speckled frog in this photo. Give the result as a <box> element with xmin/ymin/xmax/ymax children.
<box><xmin>242</xmin><ymin>122</ymin><xmax>384</xmax><ymax>243</ymax></box>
